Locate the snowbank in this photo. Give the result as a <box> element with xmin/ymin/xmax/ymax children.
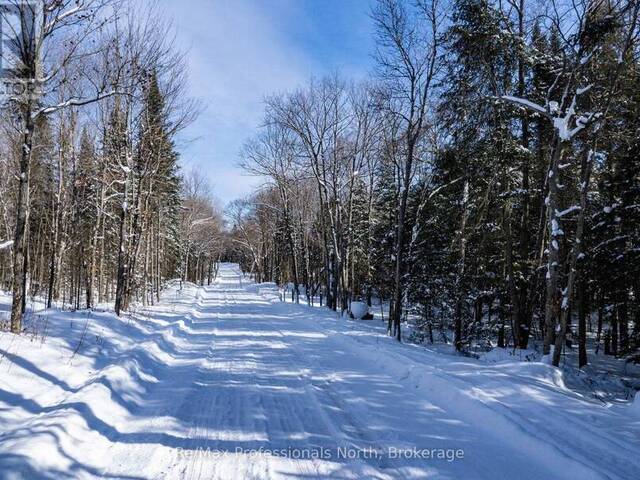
<box><xmin>630</xmin><ymin>392</ymin><xmax>640</xmax><ymax>418</ymax></box>
<box><xmin>479</xmin><ymin>347</ymin><xmax>540</xmax><ymax>363</ymax></box>
<box><xmin>1</xmin><ymin>264</ymin><xmax>639</xmax><ymax>479</ymax></box>
<box><xmin>246</xmin><ymin>282</ymin><xmax>281</xmax><ymax>302</ymax></box>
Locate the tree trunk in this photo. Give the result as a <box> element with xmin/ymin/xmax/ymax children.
<box><xmin>618</xmin><ymin>295</ymin><xmax>629</xmax><ymax>352</ymax></box>
<box><xmin>114</xmin><ymin>169</ymin><xmax>131</xmax><ymax>316</ymax></box>
<box><xmin>578</xmin><ymin>279</ymin><xmax>588</xmax><ymax>368</ymax></box>
<box><xmin>544</xmin><ymin>135</ymin><xmax>564</xmax><ymax>356</ymax></box>
<box><xmin>10</xmin><ymin>102</ymin><xmax>35</xmax><ymax>333</ymax></box>
<box><xmin>454</xmin><ymin>179</ymin><xmax>470</xmax><ymax>351</ymax></box>
<box><xmin>611</xmin><ymin>309</ymin><xmax>618</xmax><ymax>356</ymax></box>
<box><xmin>552</xmin><ymin>148</ymin><xmax>592</xmax><ymax>366</ymax></box>
<box><xmin>390</xmin><ymin>138</ymin><xmax>417</xmax><ymax>342</ymax></box>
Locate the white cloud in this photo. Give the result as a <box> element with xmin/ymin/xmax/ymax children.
<box><xmin>156</xmin><ymin>0</ymin><xmax>373</xmax><ymax>205</ymax></box>
<box><xmin>157</xmin><ymin>0</ymin><xmax>315</xmax><ymax>204</ymax></box>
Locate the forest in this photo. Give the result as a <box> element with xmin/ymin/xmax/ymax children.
<box><xmin>229</xmin><ymin>0</ymin><xmax>640</xmax><ymax>368</ymax></box>
<box><xmin>1</xmin><ymin>0</ymin><xmax>639</xmax><ymax>373</ymax></box>
<box><xmin>1</xmin><ymin>1</ymin><xmax>640</xmax><ymax>478</ymax></box>
<box><xmin>0</xmin><ymin>1</ymin><xmax>224</xmax><ymax>325</ymax></box>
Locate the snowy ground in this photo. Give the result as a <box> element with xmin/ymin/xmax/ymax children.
<box><xmin>1</xmin><ymin>263</ymin><xmax>639</xmax><ymax>479</ymax></box>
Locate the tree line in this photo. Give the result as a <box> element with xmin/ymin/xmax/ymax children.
<box><xmin>232</xmin><ymin>0</ymin><xmax>640</xmax><ymax>367</ymax></box>
<box><xmin>1</xmin><ymin>0</ymin><xmax>638</xmax><ymax>369</ymax></box>
<box><xmin>0</xmin><ymin>1</ymin><xmax>221</xmax><ymax>331</ymax></box>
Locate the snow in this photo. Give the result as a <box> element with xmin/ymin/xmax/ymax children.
<box><xmin>501</xmin><ymin>95</ymin><xmax>547</xmax><ymax>115</ymax></box>
<box><xmin>631</xmin><ymin>392</ymin><xmax>640</xmax><ymax>419</ymax></box>
<box><xmin>349</xmin><ymin>301</ymin><xmax>368</xmax><ymax>319</ymax></box>
<box><xmin>0</xmin><ymin>240</ymin><xmax>13</xmax><ymax>250</ymax></box>
<box><xmin>556</xmin><ymin>206</ymin><xmax>580</xmax><ymax>218</ymax></box>
<box><xmin>576</xmin><ymin>85</ymin><xmax>592</xmax><ymax>96</ymax></box>
<box><xmin>553</xmin><ymin>115</ymin><xmax>574</xmax><ymax>141</ymax></box>
<box><xmin>479</xmin><ymin>347</ymin><xmax>539</xmax><ymax>364</ymax></box>
<box><xmin>1</xmin><ymin>263</ymin><xmax>639</xmax><ymax>479</ymax></box>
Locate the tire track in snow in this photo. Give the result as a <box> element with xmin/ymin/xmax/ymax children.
<box><xmin>92</xmin><ymin>264</ymin><xmax>639</xmax><ymax>480</ymax></box>
<box><xmin>224</xmin><ymin>277</ymin><xmax>444</xmax><ymax>479</ymax></box>
<box><xmin>225</xmin><ymin>281</ymin><xmax>355</xmax><ymax>479</ymax></box>
<box><xmin>281</xmin><ymin>304</ymin><xmax>633</xmax><ymax>480</ymax></box>
<box><xmin>100</xmin><ymin>286</ymin><xmax>220</xmax><ymax>479</ymax></box>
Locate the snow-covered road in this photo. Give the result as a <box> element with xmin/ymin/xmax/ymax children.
<box><xmin>1</xmin><ymin>263</ymin><xmax>639</xmax><ymax>479</ymax></box>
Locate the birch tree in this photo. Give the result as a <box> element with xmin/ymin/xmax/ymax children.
<box><xmin>3</xmin><ymin>0</ymin><xmax>123</xmax><ymax>332</ymax></box>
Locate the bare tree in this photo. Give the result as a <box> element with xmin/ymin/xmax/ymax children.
<box><xmin>3</xmin><ymin>0</ymin><xmax>127</xmax><ymax>332</ymax></box>
<box><xmin>373</xmin><ymin>0</ymin><xmax>443</xmax><ymax>341</ymax></box>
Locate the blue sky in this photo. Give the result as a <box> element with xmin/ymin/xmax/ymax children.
<box><xmin>158</xmin><ymin>0</ymin><xmax>376</xmax><ymax>205</ymax></box>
